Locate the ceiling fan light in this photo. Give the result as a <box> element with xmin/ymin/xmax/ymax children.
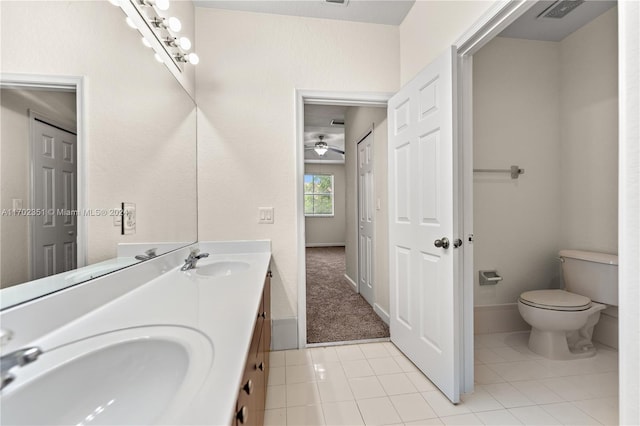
<box><xmin>314</xmin><ymin>147</ymin><xmax>328</xmax><ymax>156</ymax></box>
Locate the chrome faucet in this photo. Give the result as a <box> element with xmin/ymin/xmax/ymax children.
<box><xmin>1</xmin><ymin>347</ymin><xmax>42</xmax><ymax>390</ymax></box>
<box><xmin>135</xmin><ymin>248</ymin><xmax>158</xmax><ymax>261</ymax></box>
<box><xmin>181</xmin><ymin>248</ymin><xmax>209</xmax><ymax>271</ymax></box>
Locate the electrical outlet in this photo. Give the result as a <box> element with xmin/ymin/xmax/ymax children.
<box><xmin>258</xmin><ymin>207</ymin><xmax>274</xmax><ymax>224</ymax></box>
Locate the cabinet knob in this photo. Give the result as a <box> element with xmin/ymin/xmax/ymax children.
<box><xmin>257</xmin><ymin>362</ymin><xmax>265</xmax><ymax>371</ymax></box>
<box><xmin>243</xmin><ymin>379</ymin><xmax>254</xmax><ymax>395</ymax></box>
<box><xmin>237</xmin><ymin>406</ymin><xmax>248</xmax><ymax>424</ymax></box>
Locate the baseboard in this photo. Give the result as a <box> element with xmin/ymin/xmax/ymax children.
<box><xmin>474</xmin><ymin>303</ymin><xmax>530</xmax><ymax>334</ymax></box>
<box><xmin>344</xmin><ymin>274</ymin><xmax>357</xmax><ymax>292</ymax></box>
<box><xmin>271</xmin><ymin>317</ymin><xmax>298</xmax><ymax>350</ymax></box>
<box><xmin>305</xmin><ymin>243</ymin><xmax>346</xmax><ymax>247</ymax></box>
<box><xmin>374</xmin><ymin>303</ymin><xmax>390</xmax><ymax>325</ymax></box>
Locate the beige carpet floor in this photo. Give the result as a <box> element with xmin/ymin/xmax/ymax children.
<box><xmin>306</xmin><ymin>246</ymin><xmax>389</xmax><ymax>344</ymax></box>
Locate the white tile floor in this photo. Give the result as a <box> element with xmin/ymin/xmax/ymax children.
<box><xmin>265</xmin><ymin>332</ymin><xmax>619</xmax><ymax>425</ymax></box>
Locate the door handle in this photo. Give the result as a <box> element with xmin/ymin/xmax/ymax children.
<box><xmin>434</xmin><ymin>237</ymin><xmax>450</xmax><ymax>249</ymax></box>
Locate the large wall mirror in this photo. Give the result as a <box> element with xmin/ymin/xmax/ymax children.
<box><xmin>0</xmin><ymin>1</ymin><xmax>198</xmax><ymax>309</ymax></box>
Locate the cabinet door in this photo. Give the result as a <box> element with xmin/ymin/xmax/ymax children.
<box><xmin>263</xmin><ymin>272</ymin><xmax>272</xmax><ymax>380</ymax></box>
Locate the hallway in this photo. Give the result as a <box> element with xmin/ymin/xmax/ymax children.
<box><xmin>306</xmin><ymin>247</ymin><xmax>389</xmax><ymax>344</ymax></box>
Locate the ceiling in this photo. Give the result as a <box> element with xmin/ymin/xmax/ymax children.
<box><xmin>499</xmin><ymin>0</ymin><xmax>616</xmax><ymax>41</ymax></box>
<box><xmin>194</xmin><ymin>0</ymin><xmax>415</xmax><ymax>25</ymax></box>
<box><xmin>304</xmin><ymin>104</ymin><xmax>346</xmax><ymax>162</ymax></box>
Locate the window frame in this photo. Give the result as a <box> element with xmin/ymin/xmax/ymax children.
<box><xmin>303</xmin><ymin>173</ymin><xmax>335</xmax><ymax>217</ymax></box>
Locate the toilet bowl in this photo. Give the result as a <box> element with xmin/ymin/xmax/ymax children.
<box><xmin>518</xmin><ymin>290</ymin><xmax>605</xmax><ymax>359</ymax></box>
<box><xmin>517</xmin><ymin>250</ymin><xmax>618</xmax><ymax>360</ymax></box>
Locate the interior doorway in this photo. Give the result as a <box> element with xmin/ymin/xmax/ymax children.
<box><xmin>30</xmin><ymin>112</ymin><xmax>78</xmax><ymax>280</ymax></box>
<box><xmin>0</xmin><ymin>76</ymin><xmax>85</xmax><ymax>289</ymax></box>
<box><xmin>297</xmin><ymin>93</ymin><xmax>391</xmax><ymax>346</ymax></box>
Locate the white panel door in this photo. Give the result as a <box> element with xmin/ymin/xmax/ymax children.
<box><xmin>388</xmin><ymin>47</ymin><xmax>460</xmax><ymax>403</ymax></box>
<box><xmin>32</xmin><ymin>118</ymin><xmax>77</xmax><ymax>280</ymax></box>
<box><xmin>358</xmin><ymin>131</ymin><xmax>374</xmax><ymax>306</ymax></box>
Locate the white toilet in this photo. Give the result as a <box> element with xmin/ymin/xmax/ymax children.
<box><xmin>517</xmin><ymin>250</ymin><xmax>618</xmax><ymax>360</ymax></box>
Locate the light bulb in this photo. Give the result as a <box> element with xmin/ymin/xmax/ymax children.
<box><xmin>167</xmin><ymin>16</ymin><xmax>181</xmax><ymax>32</ymax></box>
<box><xmin>154</xmin><ymin>53</ymin><xmax>163</xmax><ymax>63</ymax></box>
<box><xmin>154</xmin><ymin>0</ymin><xmax>170</xmax><ymax>11</ymax></box>
<box><xmin>125</xmin><ymin>17</ymin><xmax>137</xmax><ymax>29</ymax></box>
<box><xmin>141</xmin><ymin>37</ymin><xmax>152</xmax><ymax>48</ymax></box>
<box><xmin>178</xmin><ymin>36</ymin><xmax>191</xmax><ymax>51</ymax></box>
<box><xmin>187</xmin><ymin>52</ymin><xmax>199</xmax><ymax>65</ymax></box>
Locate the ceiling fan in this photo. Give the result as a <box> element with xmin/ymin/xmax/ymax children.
<box><xmin>304</xmin><ymin>135</ymin><xmax>345</xmax><ymax>156</ymax></box>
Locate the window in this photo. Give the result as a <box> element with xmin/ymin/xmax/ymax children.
<box><xmin>304</xmin><ymin>174</ymin><xmax>334</xmax><ymax>216</ymax></box>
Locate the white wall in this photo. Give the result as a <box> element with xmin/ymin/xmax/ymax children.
<box><xmin>304</xmin><ymin>163</ymin><xmax>346</xmax><ymax>246</ymax></box>
<box><xmin>344</xmin><ymin>106</ymin><xmax>389</xmax><ymax>314</ymax></box>
<box><xmin>1</xmin><ymin>88</ymin><xmax>76</xmax><ymax>287</ymax></box>
<box><xmin>1</xmin><ymin>2</ymin><xmax>198</xmax><ymax>270</ymax></box>
<box><xmin>399</xmin><ymin>0</ymin><xmax>494</xmax><ymax>85</ymax></box>
<box><xmin>559</xmin><ymin>8</ymin><xmax>618</xmax><ymax>254</ymax></box>
<box><xmin>473</xmin><ymin>37</ymin><xmax>562</xmax><ymax>306</ymax></box>
<box><xmin>195</xmin><ymin>8</ymin><xmax>399</xmax><ymax>322</ymax></box>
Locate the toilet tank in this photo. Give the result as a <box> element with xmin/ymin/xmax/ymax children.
<box><xmin>559</xmin><ymin>250</ymin><xmax>618</xmax><ymax>306</ymax></box>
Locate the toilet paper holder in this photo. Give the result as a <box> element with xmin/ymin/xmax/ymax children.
<box><xmin>479</xmin><ymin>270</ymin><xmax>503</xmax><ymax>286</ymax></box>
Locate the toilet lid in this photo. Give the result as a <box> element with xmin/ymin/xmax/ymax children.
<box><xmin>519</xmin><ymin>290</ymin><xmax>592</xmax><ymax>311</ymax></box>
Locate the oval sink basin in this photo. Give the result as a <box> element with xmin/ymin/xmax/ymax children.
<box><xmin>1</xmin><ymin>326</ymin><xmax>213</xmax><ymax>425</ymax></box>
<box><xmin>196</xmin><ymin>261</ymin><xmax>250</xmax><ymax>277</ymax></box>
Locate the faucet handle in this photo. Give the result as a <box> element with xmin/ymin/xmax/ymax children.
<box><xmin>189</xmin><ymin>247</ymin><xmax>200</xmax><ymax>257</ymax></box>
<box><xmin>145</xmin><ymin>248</ymin><xmax>158</xmax><ymax>257</ymax></box>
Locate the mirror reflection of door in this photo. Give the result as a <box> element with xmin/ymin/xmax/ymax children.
<box><xmin>0</xmin><ymin>87</ymin><xmax>77</xmax><ymax>288</ymax></box>
<box><xmin>30</xmin><ymin>114</ymin><xmax>77</xmax><ymax>280</ymax></box>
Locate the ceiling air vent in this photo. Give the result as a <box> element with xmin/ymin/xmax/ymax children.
<box><xmin>537</xmin><ymin>0</ymin><xmax>585</xmax><ymax>19</ymax></box>
<box><xmin>325</xmin><ymin>0</ymin><xmax>349</xmax><ymax>5</ymax></box>
<box><xmin>330</xmin><ymin>119</ymin><xmax>345</xmax><ymax>126</ymax></box>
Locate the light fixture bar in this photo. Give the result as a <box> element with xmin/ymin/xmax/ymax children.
<box><xmin>117</xmin><ymin>0</ymin><xmax>198</xmax><ymax>74</ymax></box>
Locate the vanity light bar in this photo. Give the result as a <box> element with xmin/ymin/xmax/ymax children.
<box><xmin>111</xmin><ymin>0</ymin><xmax>199</xmax><ymax>70</ymax></box>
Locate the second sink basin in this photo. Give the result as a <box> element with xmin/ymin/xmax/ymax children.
<box><xmin>196</xmin><ymin>261</ymin><xmax>250</xmax><ymax>277</ymax></box>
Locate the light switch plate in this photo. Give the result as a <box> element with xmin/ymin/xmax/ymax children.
<box><xmin>121</xmin><ymin>202</ymin><xmax>136</xmax><ymax>235</ymax></box>
<box><xmin>258</xmin><ymin>207</ymin><xmax>274</xmax><ymax>224</ymax></box>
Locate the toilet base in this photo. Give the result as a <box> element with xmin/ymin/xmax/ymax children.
<box><xmin>528</xmin><ymin>328</ymin><xmax>597</xmax><ymax>360</ymax></box>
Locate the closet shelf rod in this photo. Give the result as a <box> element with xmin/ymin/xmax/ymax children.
<box><xmin>473</xmin><ymin>165</ymin><xmax>524</xmax><ymax>179</ymax></box>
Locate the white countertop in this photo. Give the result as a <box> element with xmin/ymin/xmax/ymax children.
<box><xmin>1</xmin><ymin>240</ymin><xmax>272</xmax><ymax>425</ymax></box>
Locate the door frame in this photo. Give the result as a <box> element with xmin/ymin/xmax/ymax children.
<box><xmin>295</xmin><ymin>90</ymin><xmax>392</xmax><ymax>348</ymax></box>
<box><xmin>1</xmin><ymin>73</ymin><xmax>87</xmax><ymax>272</ymax></box>
<box><xmin>452</xmin><ymin>0</ymin><xmax>538</xmax><ymax>394</ymax></box>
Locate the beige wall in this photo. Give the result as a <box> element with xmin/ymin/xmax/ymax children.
<box><xmin>399</xmin><ymin>0</ymin><xmax>494</xmax><ymax>85</ymax></box>
<box><xmin>195</xmin><ymin>8</ymin><xmax>399</xmax><ymax>321</ymax></box>
<box><xmin>344</xmin><ymin>106</ymin><xmax>389</xmax><ymax>314</ymax></box>
<box><xmin>1</xmin><ymin>2</ymin><xmax>197</xmax><ymax>281</ymax></box>
<box><xmin>0</xmin><ymin>89</ymin><xmax>77</xmax><ymax>287</ymax></box>
<box><xmin>473</xmin><ymin>8</ymin><xmax>618</xmax><ymax>306</ymax></box>
<box><xmin>559</xmin><ymin>8</ymin><xmax>618</xmax><ymax>254</ymax></box>
<box><xmin>473</xmin><ymin>37</ymin><xmax>562</xmax><ymax>305</ymax></box>
<box><xmin>304</xmin><ymin>163</ymin><xmax>346</xmax><ymax>246</ymax></box>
